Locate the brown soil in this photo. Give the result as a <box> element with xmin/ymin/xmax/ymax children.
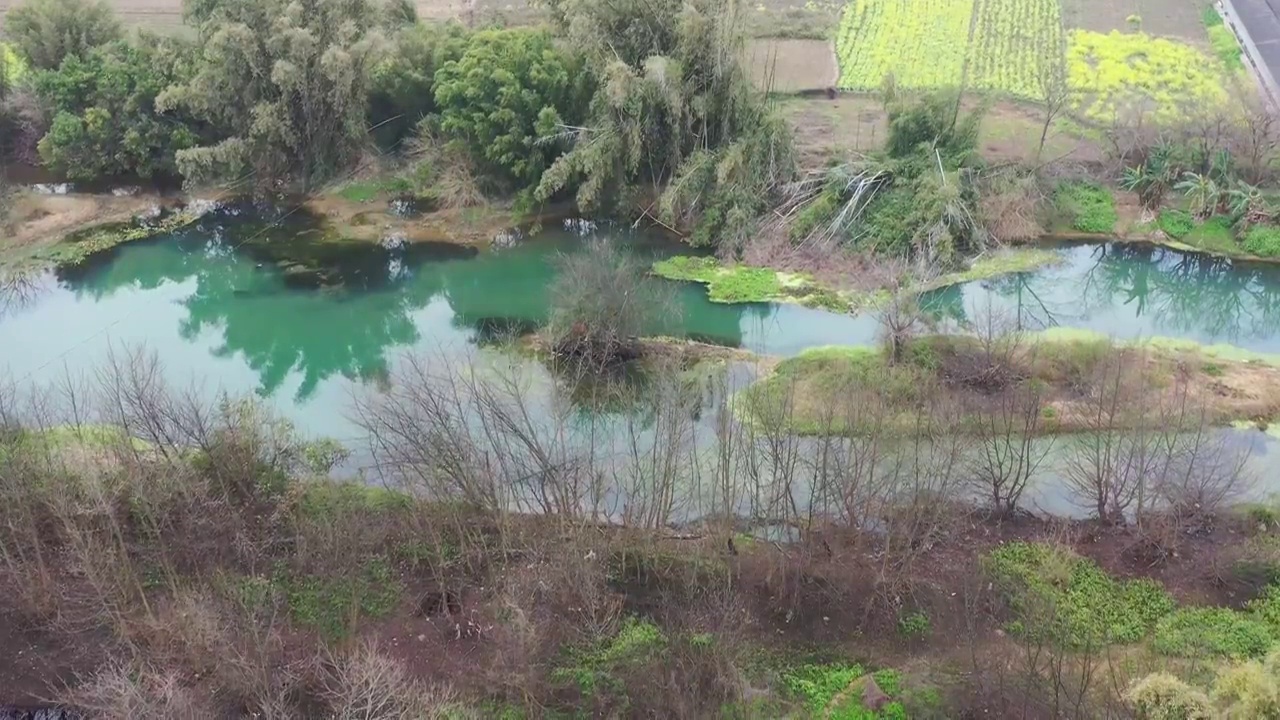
<box><xmin>1061</xmin><ymin>0</ymin><xmax>1209</xmax><ymax>41</ymax></box>
<box><xmin>0</xmin><ymin>191</ymin><xmax>173</xmax><ymax>263</ymax></box>
<box><xmin>744</xmin><ymin>39</ymin><xmax>838</xmax><ymax>93</ymax></box>
<box><xmin>780</xmin><ymin>94</ymin><xmax>1106</xmax><ymax>172</ymax></box>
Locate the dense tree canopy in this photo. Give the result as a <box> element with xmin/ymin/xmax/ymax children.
<box><xmin>4</xmin><ymin>0</ymin><xmax>122</xmax><ymax>71</ymax></box>
<box><xmin>432</xmin><ymin>28</ymin><xmax>591</xmax><ymax>200</ymax></box>
<box><xmin>366</xmin><ymin>21</ymin><xmax>467</xmax><ymax>149</ymax></box>
<box><xmin>159</xmin><ymin>0</ymin><xmax>387</xmax><ymax>190</ymax></box>
<box><xmin>34</xmin><ymin>36</ymin><xmax>201</xmax><ymax>182</ymax></box>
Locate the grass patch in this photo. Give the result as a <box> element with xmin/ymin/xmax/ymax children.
<box><xmin>335</xmin><ymin>180</ymin><xmax>384</xmax><ymax>203</ymax></box>
<box><xmin>927</xmin><ymin>247</ymin><xmax>1062</xmax><ymax>289</ymax></box>
<box><xmin>987</xmin><ymin>541</ymin><xmax>1175</xmax><ymax>647</ymax></box>
<box><xmin>1152</xmin><ymin>607</ymin><xmax>1274</xmax><ymax>659</ymax></box>
<box><xmin>1183</xmin><ymin>215</ymin><xmax>1238</xmax><ymax>254</ymax></box>
<box><xmin>279</xmin><ymin>556</ymin><xmax>402</xmax><ymax>641</ymax></box>
<box><xmin>551</xmin><ymin>617</ymin><xmax>668</xmax><ymax>698</ymax></box>
<box><xmin>1158</xmin><ymin>209</ymin><xmax>1194</xmax><ymax>240</ymax></box>
<box><xmin>1204</xmin><ymin>5</ymin><xmax>1244</xmax><ymax>71</ymax></box>
<box><xmin>1244</xmin><ymin>225</ymin><xmax>1280</xmax><ymax>258</ymax></box>
<box><xmin>781</xmin><ymin>662</ymin><xmax>906</xmax><ymax>719</ymax></box>
<box><xmin>1054</xmin><ymin>182</ymin><xmax>1117</xmax><ymax>234</ymax></box>
<box><xmin>653</xmin><ymin>256</ymin><xmax>782</xmax><ymax>303</ymax></box>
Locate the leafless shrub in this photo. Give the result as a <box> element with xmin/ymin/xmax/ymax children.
<box><xmin>978</xmin><ymin>169</ymin><xmax>1045</xmax><ymax>243</ymax></box>
<box><xmin>547</xmin><ymin>239</ymin><xmax>675</xmax><ymax>368</ymax></box>
<box><xmin>324</xmin><ymin>642</ymin><xmax>459</xmax><ymax>720</ymax></box>
<box><xmin>68</xmin><ymin>662</ymin><xmax>216</xmax><ymax>720</ymax></box>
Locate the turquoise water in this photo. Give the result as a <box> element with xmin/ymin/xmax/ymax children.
<box><xmin>925</xmin><ymin>241</ymin><xmax>1280</xmax><ymax>352</ymax></box>
<box><xmin>6</xmin><ymin>211</ymin><xmax>1280</xmax><ymax>516</ymax></box>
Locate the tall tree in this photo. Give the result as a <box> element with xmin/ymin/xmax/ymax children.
<box><xmin>159</xmin><ymin>0</ymin><xmax>386</xmax><ymax>190</ymax></box>
<box><xmin>3</xmin><ymin>0</ymin><xmax>121</xmax><ymax>71</ymax></box>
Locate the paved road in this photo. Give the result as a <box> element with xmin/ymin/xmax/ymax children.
<box><xmin>1224</xmin><ymin>0</ymin><xmax>1280</xmax><ymax>103</ymax></box>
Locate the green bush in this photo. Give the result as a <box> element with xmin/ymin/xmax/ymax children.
<box><xmin>987</xmin><ymin>541</ymin><xmax>1174</xmax><ymax>647</ymax></box>
<box><xmin>4</xmin><ymin>0</ymin><xmax>121</xmax><ymax>71</ymax></box>
<box><xmin>552</xmin><ymin>617</ymin><xmax>668</xmax><ymax>697</ymax></box>
<box><xmin>897</xmin><ymin>611</ymin><xmax>930</xmax><ymax>639</ymax></box>
<box><xmin>1055</xmin><ymin>181</ymin><xmax>1118</xmax><ymax>234</ymax></box>
<box><xmin>1158</xmin><ymin>209</ymin><xmax>1195</xmax><ymax>239</ymax></box>
<box><xmin>34</xmin><ymin>36</ymin><xmax>201</xmax><ymax>181</ymax></box>
<box><xmin>367</xmin><ymin>22</ymin><xmax>468</xmax><ymax>149</ymax></box>
<box><xmin>434</xmin><ymin>28</ymin><xmax>591</xmax><ymax>199</ymax></box>
<box><xmin>1153</xmin><ymin>606</ymin><xmax>1274</xmax><ymax>659</ymax></box>
<box><xmin>1244</xmin><ymin>225</ymin><xmax>1280</xmax><ymax>257</ymax></box>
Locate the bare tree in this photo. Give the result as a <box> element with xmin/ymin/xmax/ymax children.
<box><xmin>1035</xmin><ymin>29</ymin><xmax>1072</xmax><ymax>163</ymax></box>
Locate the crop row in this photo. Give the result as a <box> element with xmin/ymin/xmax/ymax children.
<box><xmin>835</xmin><ymin>0</ymin><xmax>975</xmax><ymax>91</ymax></box>
<box><xmin>967</xmin><ymin>0</ymin><xmax>1063</xmax><ymax>99</ymax></box>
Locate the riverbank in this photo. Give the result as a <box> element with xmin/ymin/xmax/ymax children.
<box><xmin>4</xmin><ymin>408</ymin><xmax>1280</xmax><ymax>716</ymax></box>
<box><xmin>735</xmin><ymin>330</ymin><xmax>1280</xmax><ymax>437</ymax></box>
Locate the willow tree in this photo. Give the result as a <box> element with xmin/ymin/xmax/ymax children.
<box><xmin>159</xmin><ymin>0</ymin><xmax>386</xmax><ymax>191</ymax></box>
<box><xmin>534</xmin><ymin>0</ymin><xmax>793</xmax><ymax>248</ymax></box>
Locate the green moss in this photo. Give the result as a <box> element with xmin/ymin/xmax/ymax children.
<box><xmin>1153</xmin><ymin>606</ymin><xmax>1274</xmax><ymax>659</ymax></box>
<box><xmin>48</xmin><ymin>210</ymin><xmax>201</xmax><ymax>267</ymax></box>
<box><xmin>987</xmin><ymin>541</ymin><xmax>1175</xmax><ymax>647</ymax></box>
<box><xmin>1055</xmin><ymin>181</ymin><xmax>1118</xmax><ymax>234</ymax></box>
<box><xmin>653</xmin><ymin>256</ymin><xmax>827</xmax><ymax>306</ymax></box>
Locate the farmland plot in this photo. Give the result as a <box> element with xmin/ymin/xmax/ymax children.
<box><xmin>967</xmin><ymin>0</ymin><xmax>1064</xmax><ymax>98</ymax></box>
<box><xmin>835</xmin><ymin>0</ymin><xmax>975</xmax><ymax>91</ymax></box>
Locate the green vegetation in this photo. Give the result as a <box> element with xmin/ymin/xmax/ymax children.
<box><xmin>159</xmin><ymin>0</ymin><xmax>386</xmax><ymax>190</ymax></box>
<box><xmin>781</xmin><ymin>662</ymin><xmax>906</xmax><ymax>719</ymax></box>
<box><xmin>897</xmin><ymin>611</ymin><xmax>930</xmax><ymax>639</ymax></box>
<box><xmin>44</xmin><ymin>209</ymin><xmax>201</xmax><ymax>266</ymax></box>
<box><xmin>279</xmin><ymin>556</ymin><xmax>402</xmax><ymax>641</ymax></box>
<box><xmin>3</xmin><ymin>0</ymin><xmax>121</xmax><ymax>71</ymax></box>
<box><xmin>1244</xmin><ymin>225</ymin><xmax>1280</xmax><ymax>258</ymax></box>
<box><xmin>433</xmin><ymin>28</ymin><xmax>590</xmax><ymax>203</ymax></box>
<box><xmin>1055</xmin><ymin>181</ymin><xmax>1117</xmax><ymax>234</ymax></box>
<box><xmin>1158</xmin><ymin>209</ymin><xmax>1195</xmax><ymax>240</ymax></box>
<box><xmin>1153</xmin><ymin>607</ymin><xmax>1274</xmax><ymax>659</ymax></box>
<box><xmin>33</xmin><ymin>36</ymin><xmax>201</xmax><ymax>182</ymax></box>
<box><xmin>1204</xmin><ymin>5</ymin><xmax>1244</xmax><ymax>71</ymax></box>
<box><xmin>552</xmin><ymin>617</ymin><xmax>667</xmax><ymax>697</ymax></box>
<box><xmin>987</xmin><ymin>541</ymin><xmax>1174</xmax><ymax>647</ymax></box>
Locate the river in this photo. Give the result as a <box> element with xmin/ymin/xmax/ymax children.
<box><xmin>4</xmin><ymin>205</ymin><xmax>1280</xmax><ymax>518</ymax></box>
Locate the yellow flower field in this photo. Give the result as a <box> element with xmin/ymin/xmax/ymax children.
<box><xmin>1066</xmin><ymin>30</ymin><xmax>1229</xmax><ymax>123</ymax></box>
<box><xmin>967</xmin><ymin>0</ymin><xmax>1063</xmax><ymax>98</ymax></box>
<box><xmin>835</xmin><ymin>0</ymin><xmax>974</xmax><ymax>91</ymax></box>
<box><xmin>835</xmin><ymin>0</ymin><xmax>1234</xmax><ymax>125</ymax></box>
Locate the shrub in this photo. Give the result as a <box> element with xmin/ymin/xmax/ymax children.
<box><xmin>1153</xmin><ymin>607</ymin><xmax>1275</xmax><ymax>659</ymax></box>
<box><xmin>34</xmin><ymin>36</ymin><xmax>201</xmax><ymax>182</ymax></box>
<box><xmin>1055</xmin><ymin>181</ymin><xmax>1118</xmax><ymax>234</ymax></box>
<box><xmin>1158</xmin><ymin>209</ymin><xmax>1195</xmax><ymax>239</ymax></box>
<box><xmin>433</xmin><ymin>28</ymin><xmax>591</xmax><ymax>199</ymax></box>
<box><xmin>367</xmin><ymin>22</ymin><xmax>468</xmax><ymax>149</ymax></box>
<box><xmin>897</xmin><ymin>611</ymin><xmax>930</xmax><ymax>639</ymax></box>
<box><xmin>1125</xmin><ymin>672</ymin><xmax>1214</xmax><ymax>720</ymax></box>
<box><xmin>1244</xmin><ymin>225</ymin><xmax>1280</xmax><ymax>257</ymax></box>
<box><xmin>4</xmin><ymin>0</ymin><xmax>121</xmax><ymax>71</ymax></box>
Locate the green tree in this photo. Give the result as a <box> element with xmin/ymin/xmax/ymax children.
<box><xmin>159</xmin><ymin>0</ymin><xmax>387</xmax><ymax>190</ymax></box>
<box><xmin>3</xmin><ymin>0</ymin><xmax>121</xmax><ymax>71</ymax></box>
<box><xmin>34</xmin><ymin>36</ymin><xmax>201</xmax><ymax>182</ymax></box>
<box><xmin>534</xmin><ymin>0</ymin><xmax>793</xmax><ymax>248</ymax></box>
<box><xmin>432</xmin><ymin>28</ymin><xmax>590</xmax><ymax>199</ymax></box>
<box><xmin>367</xmin><ymin>21</ymin><xmax>467</xmax><ymax>150</ymax></box>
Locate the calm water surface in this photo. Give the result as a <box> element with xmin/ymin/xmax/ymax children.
<box><xmin>6</xmin><ymin>210</ymin><xmax>1280</xmax><ymax>510</ymax></box>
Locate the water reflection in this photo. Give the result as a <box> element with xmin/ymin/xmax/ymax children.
<box><xmin>43</xmin><ymin>207</ymin><xmax>762</xmax><ymax>401</ymax></box>
<box><xmin>926</xmin><ymin>243</ymin><xmax>1280</xmax><ymax>348</ymax></box>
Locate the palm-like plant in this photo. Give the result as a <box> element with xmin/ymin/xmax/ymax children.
<box><xmin>1120</xmin><ymin>144</ymin><xmax>1178</xmax><ymax>210</ymax></box>
<box><xmin>1175</xmin><ymin>171</ymin><xmax>1222</xmax><ymax>219</ymax></box>
<box><xmin>1227</xmin><ymin>180</ymin><xmax>1273</xmax><ymax>229</ymax></box>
